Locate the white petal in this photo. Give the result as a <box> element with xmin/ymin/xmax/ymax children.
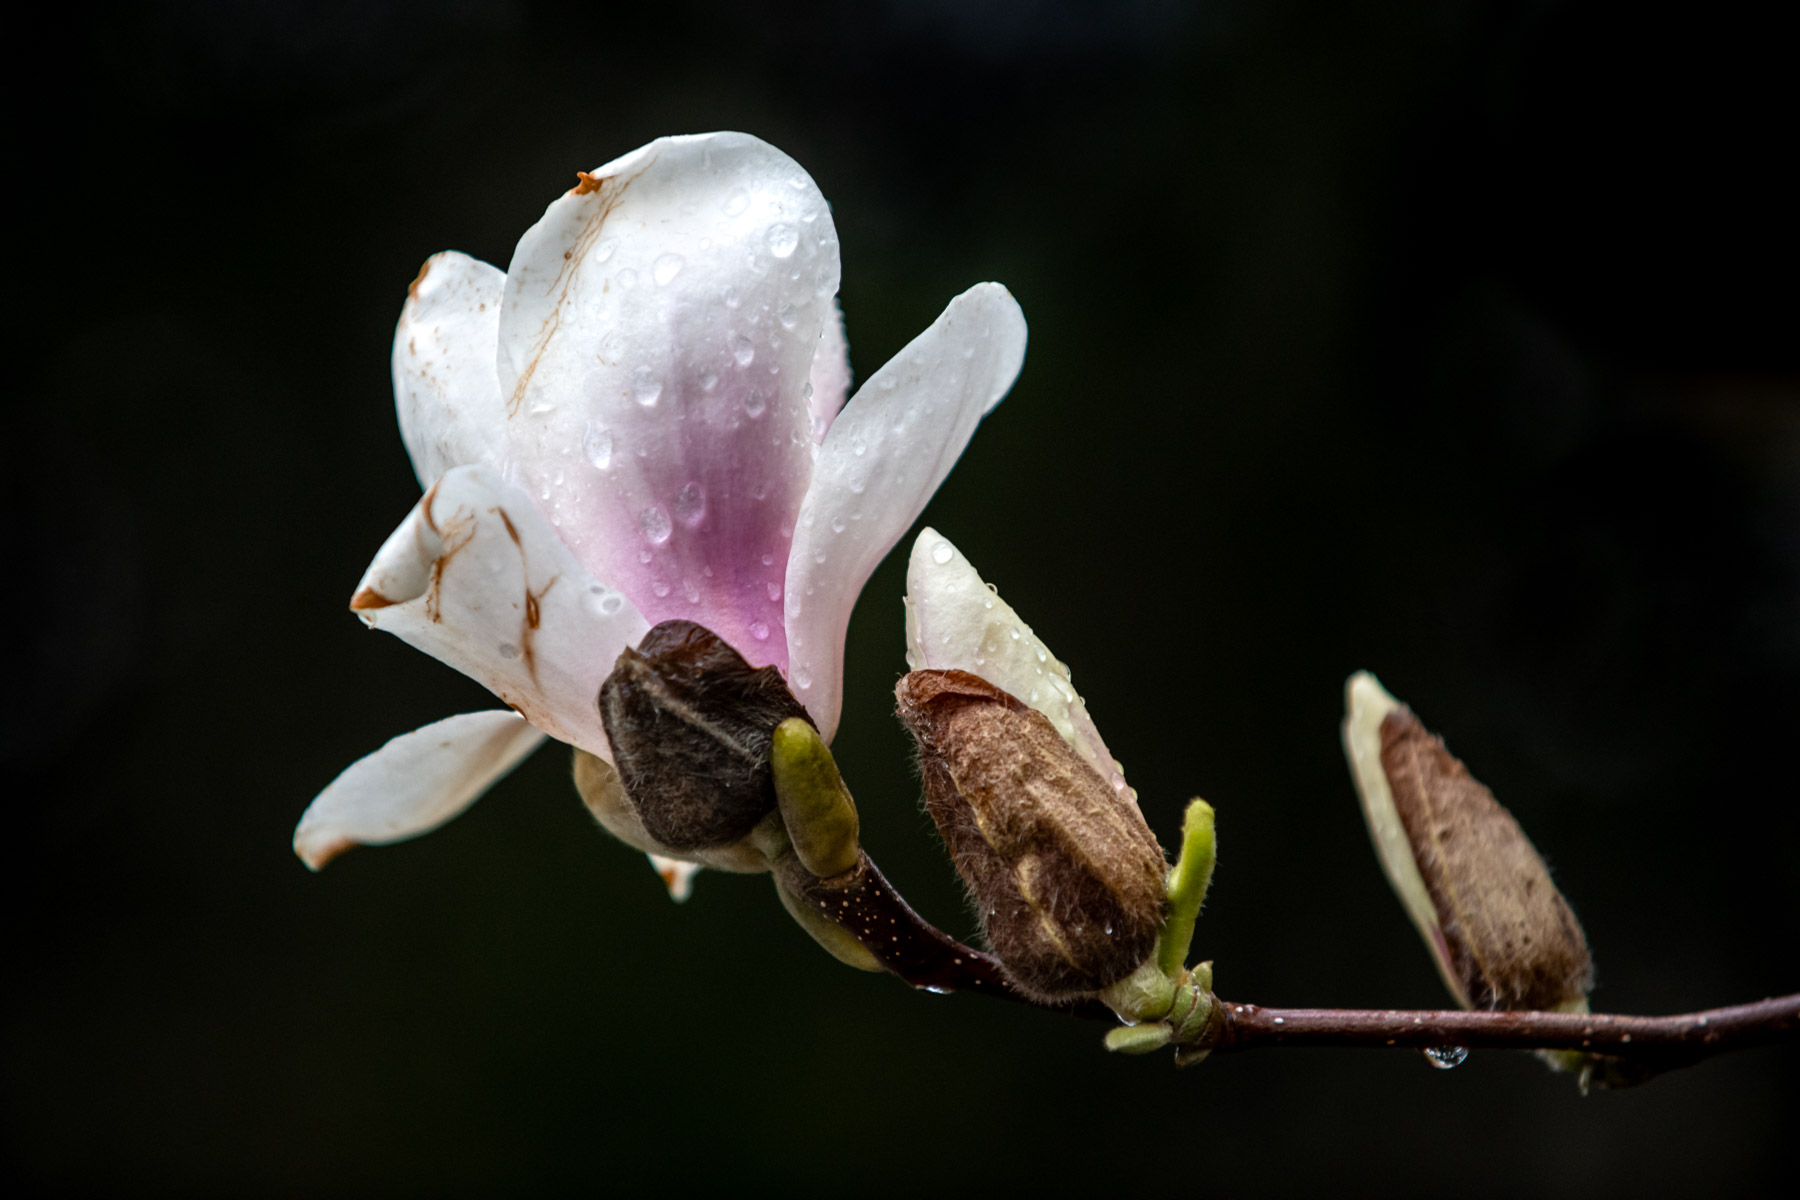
<box><xmin>646</xmin><ymin>853</ymin><xmax>702</xmax><ymax>902</ymax></box>
<box><xmin>350</xmin><ymin>465</ymin><xmax>651</xmax><ymax>758</ymax></box>
<box><xmin>783</xmin><ymin>283</ymin><xmax>1027</xmax><ymax>741</ymax></box>
<box><xmin>902</xmin><ymin>528</ymin><xmax>1133</xmax><ymax>801</ymax></box>
<box><xmin>295</xmin><ymin>711</ymin><xmax>545</xmax><ymax>870</ymax></box>
<box><xmin>1341</xmin><ymin>672</ymin><xmax>1469</xmax><ymax>1006</ymax></box>
<box><xmin>495</xmin><ymin>133</ymin><xmax>842</xmax><ymax>669</ymax></box>
<box><xmin>807</xmin><ymin>299</ymin><xmax>852</xmax><ymax>441</ymax></box>
<box><xmin>393</xmin><ymin>251</ymin><xmax>509</xmax><ymax>488</ymax></box>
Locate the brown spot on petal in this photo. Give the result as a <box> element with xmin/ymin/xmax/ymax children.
<box><xmin>302</xmin><ymin>834</ymin><xmax>359</xmax><ymax>871</ymax></box>
<box><xmin>408</xmin><ymin>258</ymin><xmax>431</xmax><ymax>299</ymax></box>
<box><xmin>349</xmin><ymin>587</ymin><xmax>397</xmax><ymax>611</ymax></box>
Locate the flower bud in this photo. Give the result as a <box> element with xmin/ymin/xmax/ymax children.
<box><xmin>1342</xmin><ymin>672</ymin><xmax>1593</xmax><ymax>1013</ymax></box>
<box><xmin>896</xmin><ymin>669</ymin><xmax>1167</xmax><ymax>1002</ymax></box>
<box><xmin>599</xmin><ymin>619</ymin><xmax>814</xmax><ymax>853</ymax></box>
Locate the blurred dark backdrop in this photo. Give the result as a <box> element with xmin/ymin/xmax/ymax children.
<box><xmin>8</xmin><ymin>1</ymin><xmax>1797</xmax><ymax>1194</ymax></box>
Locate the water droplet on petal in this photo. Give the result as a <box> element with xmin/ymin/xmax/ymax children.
<box><xmin>673</xmin><ymin>481</ymin><xmax>707</xmax><ymax>526</ymax></box>
<box><xmin>793</xmin><ymin>665</ymin><xmax>812</xmax><ymax>689</ymax></box>
<box><xmin>931</xmin><ymin>542</ymin><xmax>954</xmax><ymax>565</ymax></box>
<box><xmin>743</xmin><ymin>389</ymin><xmax>767</xmax><ymax>418</ymax></box>
<box><xmin>749</xmin><ymin>620</ymin><xmax>770</xmax><ymax>641</ymax></box>
<box><xmin>766</xmin><ymin>223</ymin><xmax>799</xmax><ymax>258</ymax></box>
<box><xmin>639</xmin><ymin>505</ymin><xmax>672</xmax><ymax>545</ymax></box>
<box><xmin>652</xmin><ymin>581</ymin><xmax>671</xmax><ymax>598</ymax></box>
<box><xmin>723</xmin><ymin>187</ymin><xmax>750</xmax><ymax>217</ymax></box>
<box><xmin>700</xmin><ymin>372</ymin><xmax>719</xmax><ymax>392</ymax></box>
<box><xmin>850</xmin><ymin>435</ymin><xmax>867</xmax><ymax>456</ymax></box>
<box><xmin>723</xmin><ymin>287</ymin><xmax>742</xmax><ymax>309</ymax></box>
<box><xmin>632</xmin><ymin>366</ymin><xmax>663</xmax><ymax>406</ymax></box>
<box><xmin>593</xmin><ymin>237</ymin><xmax>618</xmax><ymax>263</ymax></box>
<box><xmin>1423</xmin><ymin>1046</ymin><xmax>1469</xmax><ymax>1071</ymax></box>
<box><xmin>766</xmin><ymin>580</ymin><xmax>782</xmax><ymax>601</ymax></box>
<box><xmin>831</xmin><ymin>516</ymin><xmax>845</xmax><ymax>533</ymax></box>
<box><xmin>583</xmin><ymin>422</ymin><xmax>613</xmax><ymax>469</ymax></box>
<box><xmin>729</xmin><ymin>332</ymin><xmax>756</xmax><ymax>366</ymax></box>
<box><xmin>778</xmin><ymin>303</ymin><xmax>798</xmax><ymax>330</ymax></box>
<box><xmin>615</xmin><ymin>268</ymin><xmax>638</xmax><ymax>290</ymax></box>
<box><xmin>652</xmin><ymin>253</ymin><xmax>685</xmax><ymax>286</ymax></box>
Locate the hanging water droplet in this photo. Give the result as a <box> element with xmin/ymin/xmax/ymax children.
<box><xmin>749</xmin><ymin>620</ymin><xmax>770</xmax><ymax>641</ymax></box>
<box><xmin>652</xmin><ymin>253</ymin><xmax>685</xmax><ymax>286</ymax></box>
<box><xmin>931</xmin><ymin>542</ymin><xmax>954</xmax><ymax>565</ymax></box>
<box><xmin>583</xmin><ymin>423</ymin><xmax>613</xmax><ymax>469</ymax></box>
<box><xmin>723</xmin><ymin>187</ymin><xmax>750</xmax><ymax>217</ymax></box>
<box><xmin>777</xmin><ymin>303</ymin><xmax>798</xmax><ymax>330</ymax></box>
<box><xmin>743</xmin><ymin>389</ymin><xmax>767</xmax><ymax>418</ymax></box>
<box><xmin>1422</xmin><ymin>1045</ymin><xmax>1469</xmax><ymax>1071</ymax></box>
<box><xmin>673</xmin><ymin>481</ymin><xmax>707</xmax><ymax>526</ymax></box>
<box><xmin>729</xmin><ymin>332</ymin><xmax>756</xmax><ymax>366</ymax></box>
<box><xmin>632</xmin><ymin>366</ymin><xmax>663</xmax><ymax>406</ymax></box>
<box><xmin>638</xmin><ymin>505</ymin><xmax>672</xmax><ymax>545</ymax></box>
<box><xmin>766</xmin><ymin>223</ymin><xmax>799</xmax><ymax>258</ymax></box>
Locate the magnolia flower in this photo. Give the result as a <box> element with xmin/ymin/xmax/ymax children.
<box><xmin>297</xmin><ymin>133</ymin><xmax>1028</xmax><ymax>880</ymax></box>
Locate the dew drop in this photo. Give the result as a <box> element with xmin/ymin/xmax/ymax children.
<box><xmin>749</xmin><ymin>620</ymin><xmax>770</xmax><ymax>641</ymax></box>
<box><xmin>652</xmin><ymin>581</ymin><xmax>671</xmax><ymax>598</ymax></box>
<box><xmin>830</xmin><ymin>516</ymin><xmax>845</xmax><ymax>533</ymax></box>
<box><xmin>638</xmin><ymin>505</ymin><xmax>672</xmax><ymax>545</ymax></box>
<box><xmin>766</xmin><ymin>580</ymin><xmax>782</xmax><ymax>601</ymax></box>
<box><xmin>850</xmin><ymin>435</ymin><xmax>867</xmax><ymax>456</ymax></box>
<box><xmin>760</xmin><ymin>552</ymin><xmax>776</xmax><ymax>567</ymax></box>
<box><xmin>700</xmin><ymin>372</ymin><xmax>719</xmax><ymax>392</ymax></box>
<box><xmin>652</xmin><ymin>253</ymin><xmax>685</xmax><ymax>286</ymax></box>
<box><xmin>723</xmin><ymin>286</ymin><xmax>741</xmax><ymax>310</ymax></box>
<box><xmin>729</xmin><ymin>332</ymin><xmax>756</xmax><ymax>366</ymax></box>
<box><xmin>682</xmin><ymin>579</ymin><xmax>700</xmax><ymax>603</ymax></box>
<box><xmin>793</xmin><ymin>665</ymin><xmax>812</xmax><ymax>689</ymax></box>
<box><xmin>1423</xmin><ymin>1045</ymin><xmax>1469</xmax><ymax>1070</ymax></box>
<box><xmin>931</xmin><ymin>542</ymin><xmax>954</xmax><ymax>565</ymax></box>
<box><xmin>530</xmin><ymin>401</ymin><xmax>556</xmax><ymax>416</ymax></box>
<box><xmin>615</xmin><ymin>268</ymin><xmax>638</xmax><ymax>290</ymax></box>
<box><xmin>723</xmin><ymin>187</ymin><xmax>750</xmax><ymax>217</ymax></box>
<box><xmin>592</xmin><ymin>237</ymin><xmax>618</xmax><ymax>263</ymax></box>
<box><xmin>673</xmin><ymin>481</ymin><xmax>707</xmax><ymax>526</ymax></box>
<box><xmin>778</xmin><ymin>303</ymin><xmax>798</xmax><ymax>330</ymax></box>
<box><xmin>631</xmin><ymin>366</ymin><xmax>663</xmax><ymax>406</ymax></box>
<box><xmin>583</xmin><ymin>422</ymin><xmax>613</xmax><ymax>469</ymax></box>
<box><xmin>743</xmin><ymin>389</ymin><xmax>767</xmax><ymax>418</ymax></box>
<box><xmin>766</xmin><ymin>223</ymin><xmax>799</xmax><ymax>258</ymax></box>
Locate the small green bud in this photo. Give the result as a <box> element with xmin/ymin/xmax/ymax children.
<box><xmin>1104</xmin><ymin>1024</ymin><xmax>1173</xmax><ymax>1055</ymax></box>
<box><xmin>1156</xmin><ymin>799</ymin><xmax>1216</xmax><ymax>978</ymax></box>
<box><xmin>769</xmin><ymin>717</ymin><xmax>861</xmax><ymax>878</ymax></box>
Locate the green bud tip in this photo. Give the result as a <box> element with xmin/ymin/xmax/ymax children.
<box><xmin>1156</xmin><ymin>799</ymin><xmax>1216</xmax><ymax>978</ymax></box>
<box><xmin>1104</xmin><ymin>1024</ymin><xmax>1174</xmax><ymax>1055</ymax></box>
<box><xmin>769</xmin><ymin>717</ymin><xmax>861</xmax><ymax>878</ymax></box>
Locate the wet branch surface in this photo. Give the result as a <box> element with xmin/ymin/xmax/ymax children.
<box><xmin>832</xmin><ymin>852</ymin><xmax>1800</xmax><ymax>1066</ymax></box>
<box><xmin>1207</xmin><ymin>994</ymin><xmax>1800</xmax><ymax>1063</ymax></box>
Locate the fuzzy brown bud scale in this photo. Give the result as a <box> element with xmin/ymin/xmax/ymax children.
<box><xmin>896</xmin><ymin>669</ymin><xmax>1167</xmax><ymax>1002</ymax></box>
<box><xmin>1378</xmin><ymin>706</ymin><xmax>1593</xmax><ymax>1012</ymax></box>
<box><xmin>599</xmin><ymin>619</ymin><xmax>813</xmax><ymax>852</ymax></box>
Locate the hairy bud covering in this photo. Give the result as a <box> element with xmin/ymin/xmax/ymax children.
<box><xmin>1345</xmin><ymin>672</ymin><xmax>1592</xmax><ymax>1013</ymax></box>
<box><xmin>896</xmin><ymin>669</ymin><xmax>1167</xmax><ymax>1001</ymax></box>
<box><xmin>599</xmin><ymin>620</ymin><xmax>813</xmax><ymax>852</ymax></box>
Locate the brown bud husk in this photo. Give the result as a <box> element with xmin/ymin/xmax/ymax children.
<box><xmin>599</xmin><ymin>619</ymin><xmax>813</xmax><ymax>852</ymax></box>
<box><xmin>1377</xmin><ymin>704</ymin><xmax>1593</xmax><ymax>1012</ymax></box>
<box><xmin>896</xmin><ymin>669</ymin><xmax>1166</xmax><ymax>1002</ymax></box>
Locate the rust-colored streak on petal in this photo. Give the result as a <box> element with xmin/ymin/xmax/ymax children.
<box><xmin>305</xmin><ymin>834</ymin><xmax>359</xmax><ymax>871</ymax></box>
<box><xmin>349</xmin><ymin>587</ymin><xmax>397</xmax><ymax>611</ymax></box>
<box><xmin>498</xmin><ymin>507</ymin><xmax>522</xmax><ymax>547</ymax></box>
<box><xmin>407</xmin><ymin>258</ymin><xmax>431</xmax><ymax>299</ymax></box>
<box><xmin>572</xmin><ymin>170</ymin><xmax>605</xmax><ymax>196</ymax></box>
<box><xmin>507</xmin><ymin>158</ymin><xmax>654</xmax><ymax>417</ymax></box>
<box><xmin>420</xmin><ymin>477</ymin><xmax>443</xmax><ymax>535</ymax></box>
<box><xmin>519</xmin><ymin>575</ymin><xmax>559</xmax><ymax>686</ymax></box>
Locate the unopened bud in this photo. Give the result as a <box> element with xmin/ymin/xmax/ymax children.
<box><xmin>896</xmin><ymin>669</ymin><xmax>1167</xmax><ymax>1002</ymax></box>
<box><xmin>1342</xmin><ymin>672</ymin><xmax>1593</xmax><ymax>1013</ymax></box>
<box><xmin>599</xmin><ymin>619</ymin><xmax>814</xmax><ymax>853</ymax></box>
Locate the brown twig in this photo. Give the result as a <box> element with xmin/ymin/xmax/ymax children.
<box><xmin>1204</xmin><ymin>994</ymin><xmax>1800</xmax><ymax>1064</ymax></box>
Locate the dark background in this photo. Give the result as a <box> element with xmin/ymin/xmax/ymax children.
<box><xmin>9</xmin><ymin>1</ymin><xmax>1797</xmax><ymax>1194</ymax></box>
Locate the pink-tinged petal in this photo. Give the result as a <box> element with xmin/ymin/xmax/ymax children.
<box><xmin>647</xmin><ymin>853</ymin><xmax>702</xmax><ymax>902</ymax></box>
<box><xmin>295</xmin><ymin>711</ymin><xmax>545</xmax><ymax>870</ymax></box>
<box><xmin>495</xmin><ymin>132</ymin><xmax>841</xmax><ymax>669</ymax></box>
<box><xmin>783</xmin><ymin>284</ymin><xmax>1027</xmax><ymax>741</ymax></box>
<box><xmin>350</xmin><ymin>465</ymin><xmax>651</xmax><ymax>758</ymax></box>
<box><xmin>393</xmin><ymin>251</ymin><xmax>508</xmax><ymax>488</ymax></box>
<box><xmin>902</xmin><ymin>529</ymin><xmax>1134</xmax><ymax>803</ymax></box>
<box><xmin>807</xmin><ymin>299</ymin><xmax>852</xmax><ymax>441</ymax></box>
